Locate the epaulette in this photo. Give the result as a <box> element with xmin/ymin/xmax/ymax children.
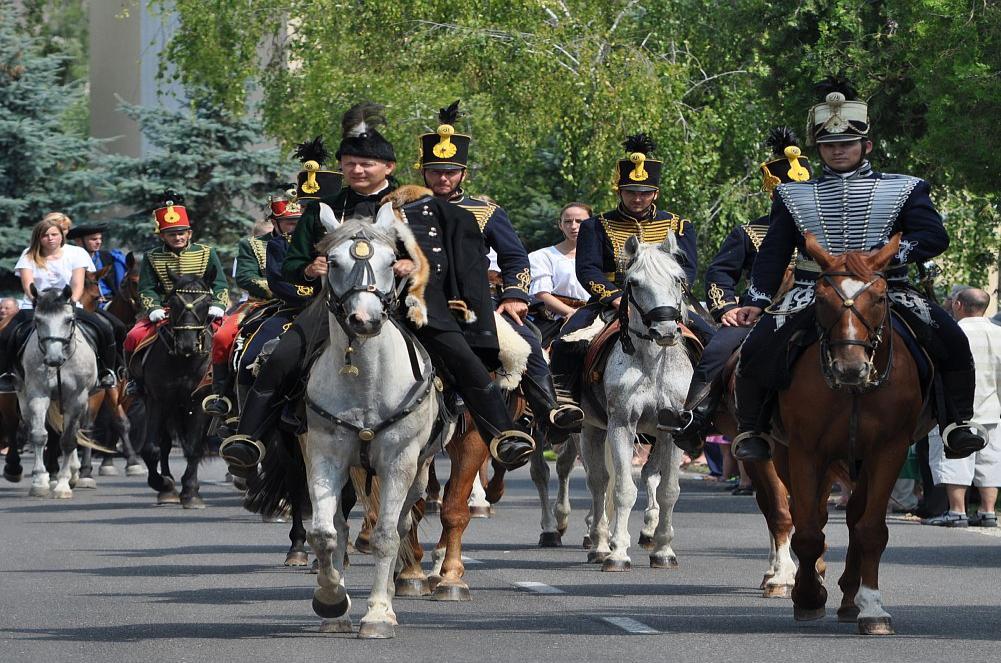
<box><xmin>742</xmin><ymin>224</ymin><xmax>769</xmax><ymax>252</ymax></box>
<box><xmin>456</xmin><ymin>196</ymin><xmax>499</xmax><ymax>232</ymax></box>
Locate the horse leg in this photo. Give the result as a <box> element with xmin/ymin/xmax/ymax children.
<box><xmin>285</xmin><ymin>443</ymin><xmax>310</xmax><ymax>567</ymax></box>
<box><xmin>601</xmin><ymin>419</ymin><xmax>638</xmax><ymax>572</ymax></box>
<box><xmin>553</xmin><ymin>434</ymin><xmax>577</xmax><ymax>536</ymax></box>
<box><xmin>53</xmin><ymin>405</ymin><xmax>86</xmax><ymax>499</ymax></box>
<box><xmin>746</xmin><ymin>458</ymin><xmax>796</xmax><ymax>598</ymax></box>
<box><xmin>304</xmin><ymin>437</ymin><xmax>351</xmax><ymax>632</ymax></box>
<box><xmin>853</xmin><ymin>442</ymin><xmax>909</xmax><ymax>636</ymax></box>
<box><xmin>394</xmin><ymin>493</ymin><xmax>431</xmax><ymax>598</ymax></box>
<box><xmin>468</xmin><ymin>466</ymin><xmax>490</xmax><ymax>518</ymax></box>
<box><xmin>638</xmin><ymin>456</ymin><xmax>661</xmax><ymax>550</ymax></box>
<box><xmin>580</xmin><ymin>424</ymin><xmax>611</xmax><ymax>563</ymax></box>
<box><xmin>433</xmin><ymin>429</ymin><xmax>484</xmax><ymax>601</ymax></box>
<box><xmin>112</xmin><ymin>396</ymin><xmax>143</xmax><ymax>475</ymax></box>
<box><xmin>140</xmin><ymin>401</ymin><xmax>172</xmax><ymax>502</ymax></box>
<box><xmin>788</xmin><ymin>448</ymin><xmax>829</xmax><ymax>621</ymax></box>
<box><xmin>179</xmin><ymin>416</ymin><xmax>206</xmax><ymax>510</ymax></box>
<box><xmin>837</xmin><ymin>475</ymin><xmax>868</xmax><ymax>623</ymax></box>
<box><xmin>531</xmin><ymin>431</ymin><xmax>560</xmax><ymax>547</ymax></box>
<box><xmin>23</xmin><ymin>396</ymin><xmax>51</xmax><ymax>497</ymax></box>
<box><xmin>75</xmin><ymin>446</ymin><xmax>96</xmax><ymax>488</ymax></box>
<box><xmin>358</xmin><ymin>449</ymin><xmax>419</xmax><ymax>639</ymax></box>
<box><xmin>649</xmin><ymin>434</ymin><xmax>682</xmax><ymax>569</ymax></box>
<box><xmin>425</xmin><ymin>459</ymin><xmax>442</xmax><ymax>513</ymax></box>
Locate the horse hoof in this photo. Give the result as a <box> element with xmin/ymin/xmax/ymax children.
<box><xmin>75</xmin><ymin>477</ymin><xmax>96</xmax><ymax>490</ymax></box>
<box><xmin>312</xmin><ymin>593</ymin><xmax>351</xmax><ymax>619</ymax></box>
<box><xmin>343</xmin><ymin>551</ymin><xmax>350</xmax><ymax>568</ymax></box>
<box><xmin>4</xmin><ymin>470</ymin><xmax>23</xmax><ymax>483</ymax></box>
<box><xmin>358</xmin><ymin>621</ymin><xmax>395</xmax><ymax>639</ymax></box>
<box><xmin>637</xmin><ymin>533</ymin><xmax>655</xmax><ymax>550</ymax></box>
<box><xmin>582</xmin><ymin>535</ymin><xmax>592</xmax><ymax>550</ymax></box>
<box><xmin>760</xmin><ymin>573</ymin><xmax>775</xmax><ymax>590</ymax></box>
<box><xmin>469</xmin><ymin>505</ymin><xmax>491</xmax><ymax>518</ymax></box>
<box><xmin>319</xmin><ymin>618</ymin><xmax>353</xmax><ymax>634</ymax></box>
<box><xmin>353</xmin><ymin>538</ymin><xmax>371</xmax><ymax>555</ymax></box>
<box><xmin>156</xmin><ymin>489</ymin><xmax>181</xmax><ymax>505</ymax></box>
<box><xmin>428</xmin><ymin>575</ymin><xmax>442</xmax><ymax>592</ymax></box>
<box><xmin>858</xmin><ymin>617</ymin><xmax>894</xmax><ymax>635</ymax></box>
<box><xmin>793</xmin><ymin>606</ymin><xmax>826</xmax><ymax>621</ymax></box>
<box><xmin>99</xmin><ymin>465</ymin><xmax>120</xmax><ymax>477</ymax></box>
<box><xmin>649</xmin><ymin>555</ymin><xmax>679</xmax><ymax>569</ymax></box>
<box><xmin>52</xmin><ymin>487</ymin><xmax>73</xmax><ymax>500</ymax></box>
<box><xmin>432</xmin><ymin>582</ymin><xmax>471</xmax><ymax>602</ymax></box>
<box><xmin>180</xmin><ymin>495</ymin><xmax>206</xmax><ymax>510</ymax></box>
<box><xmin>285</xmin><ymin>551</ymin><xmax>309</xmax><ymax>567</ymax></box>
<box><xmin>28</xmin><ymin>484</ymin><xmax>49</xmax><ymax>498</ymax></box>
<box><xmin>837</xmin><ymin>606</ymin><xmax>860</xmax><ymax>623</ymax></box>
<box><xmin>586</xmin><ymin>550</ymin><xmax>609</xmax><ymax>564</ymax></box>
<box><xmin>125</xmin><ymin>464</ymin><xmax>146</xmax><ymax>477</ymax></box>
<box><xmin>763</xmin><ymin>584</ymin><xmax>793</xmax><ymax>599</ymax></box>
<box><xmin>557</xmin><ymin>525</ymin><xmax>567</xmax><ymax>536</ymax></box>
<box><xmin>309</xmin><ymin>559</ymin><xmax>319</xmax><ymax>575</ymax></box>
<box><xmin>538</xmin><ymin>531</ymin><xmax>562</xmax><ymax>548</ymax></box>
<box><xmin>601</xmin><ymin>558</ymin><xmax>632</xmax><ymax>572</ymax></box>
<box><xmin>424</xmin><ymin>500</ymin><xmax>441</xmax><ymax>514</ymax></box>
<box><xmin>394</xmin><ymin>576</ymin><xmax>431</xmax><ymax>597</ymax></box>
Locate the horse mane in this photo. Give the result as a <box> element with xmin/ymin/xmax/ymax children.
<box><xmin>169</xmin><ymin>272</ymin><xmax>210</xmax><ymax>293</ymax></box>
<box><xmin>316</xmin><ymin>217</ymin><xmax>397</xmax><ymax>256</ymax></box>
<box><xmin>34</xmin><ymin>288</ymin><xmax>71</xmax><ymax>314</ymax></box>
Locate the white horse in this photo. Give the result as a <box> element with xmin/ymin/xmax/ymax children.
<box><xmin>578</xmin><ymin>234</ymin><xmax>694</xmax><ymax>570</ymax></box>
<box><xmin>16</xmin><ymin>286</ymin><xmax>98</xmax><ymax>499</ymax></box>
<box><xmin>301</xmin><ymin>203</ymin><xmax>449</xmax><ymax>639</ymax></box>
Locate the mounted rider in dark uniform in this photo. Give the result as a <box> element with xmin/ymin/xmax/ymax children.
<box><xmin>729</xmin><ymin>78</ymin><xmax>987</xmax><ymax>462</ymax></box>
<box><xmin>417</xmin><ymin>100</ymin><xmax>584</xmax><ymax>444</ymax></box>
<box><xmin>550</xmin><ymin>133</ymin><xmax>711</xmax><ymax>399</ymax></box>
<box><xmin>669</xmin><ymin>127</ymin><xmax>813</xmax><ymax>454</ymax></box>
<box><xmin>219</xmin><ymin>103</ymin><xmax>535</xmax><ymax>474</ymax></box>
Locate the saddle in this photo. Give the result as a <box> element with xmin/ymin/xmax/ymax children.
<box><xmin>9</xmin><ymin>315</ymin><xmax>102</xmax><ymax>376</ymax></box>
<box><xmin>582</xmin><ymin>319</ymin><xmax>703</xmax><ymax>386</ymax></box>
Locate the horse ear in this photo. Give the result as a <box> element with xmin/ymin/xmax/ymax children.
<box><xmin>62</xmin><ymin>284</ymin><xmax>72</xmax><ymax>300</ymax></box>
<box><xmin>166</xmin><ymin>266</ymin><xmax>179</xmax><ymax>283</ymax></box>
<box><xmin>374</xmin><ymin>202</ymin><xmax>398</xmax><ymax>232</ymax></box>
<box><xmin>96</xmin><ymin>264</ymin><xmax>112</xmax><ymax>279</ymax></box>
<box><xmin>126</xmin><ymin>252</ymin><xmax>136</xmax><ymax>269</ymax></box>
<box><xmin>29</xmin><ymin>284</ymin><xmax>38</xmax><ymax>300</ymax></box>
<box><xmin>870</xmin><ymin>233</ymin><xmax>901</xmax><ymax>271</ymax></box>
<box><xmin>804</xmin><ymin>232</ymin><xmax>836</xmax><ymax>271</ymax></box>
<box><xmin>624</xmin><ymin>235</ymin><xmax>641</xmax><ymax>259</ymax></box>
<box><xmin>658</xmin><ymin>232</ymin><xmax>679</xmax><ymax>256</ymax></box>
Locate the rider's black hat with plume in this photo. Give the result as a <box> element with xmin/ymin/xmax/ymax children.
<box><xmin>759</xmin><ymin>126</ymin><xmax>812</xmax><ymax>194</ymax></box>
<box><xmin>294</xmin><ymin>136</ymin><xmax>343</xmax><ymax>200</ymax></box>
<box><xmin>614</xmin><ymin>133</ymin><xmax>662</xmax><ymax>191</ymax></box>
<box><xmin>416</xmin><ymin>99</ymin><xmax>470</xmax><ymax>171</ymax></box>
<box><xmin>806</xmin><ymin>75</ymin><xmax>869</xmax><ymax>145</ymax></box>
<box><xmin>335</xmin><ymin>102</ymin><xmax>396</xmax><ymax>162</ymax></box>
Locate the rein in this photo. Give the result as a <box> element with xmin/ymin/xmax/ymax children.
<box><xmin>617</xmin><ymin>281</ymin><xmax>683</xmax><ymax>355</ymax></box>
<box><xmin>159</xmin><ymin>287</ymin><xmax>213</xmax><ymax>356</ymax></box>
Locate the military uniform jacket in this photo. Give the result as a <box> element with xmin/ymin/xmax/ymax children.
<box><xmin>450</xmin><ymin>194</ymin><xmax>531</xmax><ymax>303</ymax></box>
<box><xmin>235</xmin><ymin>233</ymin><xmax>271</xmax><ymax>300</ymax></box>
<box><xmin>704</xmin><ymin>216</ymin><xmax>769</xmax><ymax>322</ymax></box>
<box><xmin>576</xmin><ymin>206</ymin><xmax>697</xmax><ymax>305</ymax></box>
<box><xmin>137</xmin><ymin>242</ymin><xmax>229</xmax><ymax>314</ymax></box>
<box><xmin>266</xmin><ymin>232</ymin><xmax>315</xmax><ymax>308</ymax></box>
<box><xmin>284</xmin><ymin>184</ymin><xmax>500</xmax><ymax>356</ymax></box>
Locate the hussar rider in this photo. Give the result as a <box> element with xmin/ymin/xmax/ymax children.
<box><xmin>729</xmin><ymin>78</ymin><xmax>987</xmax><ymax>462</ymax></box>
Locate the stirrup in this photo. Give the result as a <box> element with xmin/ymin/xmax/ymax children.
<box><xmin>657</xmin><ymin>409</ymin><xmax>694</xmax><ymax>433</ymax></box>
<box><xmin>549</xmin><ymin>403</ymin><xmax>584</xmax><ymax>430</ymax></box>
<box><xmin>0</xmin><ymin>372</ymin><xmax>16</xmax><ymax>394</ymax></box>
<box><xmin>219</xmin><ymin>434</ymin><xmax>266</xmax><ymax>468</ymax></box>
<box><xmin>201</xmin><ymin>394</ymin><xmax>233</xmax><ymax>417</ymax></box>
<box><xmin>731</xmin><ymin>431</ymin><xmax>772</xmax><ymax>462</ymax></box>
<box><xmin>942</xmin><ymin>421</ymin><xmax>989</xmax><ymax>458</ymax></box>
<box><xmin>488</xmin><ymin>429</ymin><xmax>536</xmax><ymax>469</ymax></box>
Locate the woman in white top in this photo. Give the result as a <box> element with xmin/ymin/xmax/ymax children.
<box><xmin>529</xmin><ymin>202</ymin><xmax>592</xmax><ymax>321</ymax></box>
<box><xmin>0</xmin><ymin>216</ymin><xmax>117</xmax><ymax>390</ymax></box>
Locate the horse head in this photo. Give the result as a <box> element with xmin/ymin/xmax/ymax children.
<box><xmin>806</xmin><ymin>232</ymin><xmax>900</xmax><ymax>389</ymax></box>
<box><xmin>318</xmin><ymin>201</ymin><xmax>428</xmax><ymax>338</ymax></box>
<box><xmin>80</xmin><ymin>265</ymin><xmax>111</xmax><ymax>312</ymax></box>
<box><xmin>162</xmin><ymin>268</ymin><xmax>214</xmax><ymax>357</ymax></box>
<box><xmin>31</xmin><ymin>285</ymin><xmax>77</xmax><ymax>368</ymax></box>
<box><xmin>621</xmin><ymin>233</ymin><xmax>688</xmax><ymax>348</ymax></box>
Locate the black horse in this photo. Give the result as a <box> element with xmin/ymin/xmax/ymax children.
<box><xmin>132</xmin><ymin>271</ymin><xmax>215</xmax><ymax>508</ymax></box>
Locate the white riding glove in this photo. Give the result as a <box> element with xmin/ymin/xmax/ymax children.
<box><xmin>208</xmin><ymin>306</ymin><xmax>225</xmax><ymax>319</ymax></box>
<box><xmin>148</xmin><ymin>308</ymin><xmax>166</xmax><ymax>323</ymax></box>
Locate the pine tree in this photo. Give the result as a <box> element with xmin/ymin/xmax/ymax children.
<box><xmin>0</xmin><ymin>0</ymin><xmax>113</xmax><ymax>263</ymax></box>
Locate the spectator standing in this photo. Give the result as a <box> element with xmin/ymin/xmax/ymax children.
<box><xmin>0</xmin><ymin>297</ymin><xmax>18</xmax><ymax>332</ymax></box>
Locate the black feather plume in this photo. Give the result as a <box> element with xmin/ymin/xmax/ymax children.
<box><xmin>765</xmin><ymin>126</ymin><xmax>801</xmax><ymax>157</ymax></box>
<box><xmin>281</xmin><ymin>182</ymin><xmax>297</xmax><ymax>191</ymax></box>
<box><xmin>341</xmin><ymin>102</ymin><xmax>387</xmax><ymax>138</ymax></box>
<box><xmin>623</xmin><ymin>133</ymin><xmax>656</xmax><ymax>155</ymax></box>
<box><xmin>438</xmin><ymin>100</ymin><xmax>461</xmax><ymax>125</ymax></box>
<box><xmin>814</xmin><ymin>75</ymin><xmax>858</xmax><ymax>101</ymax></box>
<box><xmin>294</xmin><ymin>136</ymin><xmax>329</xmax><ymax>165</ymax></box>
<box><xmin>160</xmin><ymin>189</ymin><xmax>184</xmax><ymax>206</ymax></box>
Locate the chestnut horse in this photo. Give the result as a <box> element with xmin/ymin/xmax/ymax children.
<box><xmin>778</xmin><ymin>233</ymin><xmax>929</xmax><ymax>635</ymax></box>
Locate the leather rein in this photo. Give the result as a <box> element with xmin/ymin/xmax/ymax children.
<box><xmin>159</xmin><ymin>287</ymin><xmax>213</xmax><ymax>357</ymax></box>
<box><xmin>617</xmin><ymin>280</ymin><xmax>683</xmax><ymax>355</ymax></box>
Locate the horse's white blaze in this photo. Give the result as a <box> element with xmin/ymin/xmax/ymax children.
<box><xmin>855</xmin><ymin>584</ymin><xmax>891</xmax><ymax>619</ymax></box>
<box><xmin>842</xmin><ymin>278</ymin><xmax>867</xmax><ymax>298</ymax></box>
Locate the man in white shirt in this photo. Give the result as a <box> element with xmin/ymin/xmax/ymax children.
<box><xmin>924</xmin><ymin>288</ymin><xmax>1001</xmax><ymax>527</ymax></box>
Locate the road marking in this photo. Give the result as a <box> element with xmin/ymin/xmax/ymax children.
<box><xmin>513</xmin><ymin>581</ymin><xmax>565</xmax><ymax>595</ymax></box>
<box><xmin>600</xmin><ymin>616</ymin><xmax>659</xmax><ymax>634</ymax></box>
<box><xmin>461</xmin><ymin>555</ymin><xmax>483</xmax><ymax>565</ymax></box>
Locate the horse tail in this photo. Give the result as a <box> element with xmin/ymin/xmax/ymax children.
<box><xmin>348</xmin><ymin>467</ymin><xmax>421</xmax><ymax>571</ymax></box>
<box><xmin>243</xmin><ymin>432</ymin><xmax>298</xmax><ymax>518</ymax></box>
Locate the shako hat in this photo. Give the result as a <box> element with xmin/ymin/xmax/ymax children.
<box><xmin>294</xmin><ymin>136</ymin><xmax>343</xmax><ymax>200</ymax></box>
<box><xmin>152</xmin><ymin>190</ymin><xmax>190</xmax><ymax>233</ymax></box>
<box><xmin>416</xmin><ymin>100</ymin><xmax>470</xmax><ymax>170</ymax></box>
<box><xmin>806</xmin><ymin>76</ymin><xmax>869</xmax><ymax>145</ymax></box>
<box><xmin>614</xmin><ymin>133</ymin><xmax>662</xmax><ymax>192</ymax></box>
<box><xmin>335</xmin><ymin>102</ymin><xmax>396</xmax><ymax>163</ymax></box>
<box><xmin>760</xmin><ymin>127</ymin><xmax>812</xmax><ymax>194</ymax></box>
<box><xmin>269</xmin><ymin>183</ymin><xmax>304</xmax><ymax>219</ymax></box>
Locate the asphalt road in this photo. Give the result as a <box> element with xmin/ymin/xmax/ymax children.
<box><xmin>1</xmin><ymin>453</ymin><xmax>999</xmax><ymax>663</ymax></box>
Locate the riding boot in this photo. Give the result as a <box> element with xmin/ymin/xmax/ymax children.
<box><xmin>220</xmin><ymin>385</ymin><xmax>279</xmax><ymax>475</ymax></box>
<box><xmin>520</xmin><ymin>373</ymin><xmax>583</xmax><ymax>444</ymax></box>
<box><xmin>549</xmin><ymin>340</ymin><xmax>585</xmax><ymax>404</ymax></box>
<box><xmin>664</xmin><ymin>376</ymin><xmax>723</xmax><ymax>457</ymax></box>
<box><xmin>462</xmin><ymin>381</ymin><xmax>536</xmax><ymax>470</ymax></box>
<box><xmin>0</xmin><ymin>326</ymin><xmax>16</xmax><ymax>393</ymax></box>
<box><xmin>97</xmin><ymin>333</ymin><xmax>118</xmax><ymax>388</ymax></box>
<box><xmin>940</xmin><ymin>367</ymin><xmax>987</xmax><ymax>459</ymax></box>
<box><xmin>731</xmin><ymin>376</ymin><xmax>772</xmax><ymax>462</ymax></box>
<box><xmin>202</xmin><ymin>362</ymin><xmax>233</xmax><ymax>417</ymax></box>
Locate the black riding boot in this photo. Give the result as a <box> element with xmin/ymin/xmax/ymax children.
<box><xmin>97</xmin><ymin>332</ymin><xmax>118</xmax><ymax>388</ymax></box>
<box><xmin>0</xmin><ymin>340</ymin><xmax>13</xmax><ymax>393</ymax></box>
<box><xmin>202</xmin><ymin>362</ymin><xmax>233</xmax><ymax>417</ymax></box>
<box><xmin>549</xmin><ymin>340</ymin><xmax>586</xmax><ymax>404</ymax></box>
<box><xmin>220</xmin><ymin>385</ymin><xmax>278</xmax><ymax>474</ymax></box>
<box><xmin>940</xmin><ymin>367</ymin><xmax>987</xmax><ymax>459</ymax></box>
<box><xmin>462</xmin><ymin>381</ymin><xmax>536</xmax><ymax>470</ymax></box>
<box><xmin>665</xmin><ymin>377</ymin><xmax>723</xmax><ymax>456</ymax></box>
<box><xmin>520</xmin><ymin>373</ymin><xmax>583</xmax><ymax>443</ymax></box>
<box><xmin>732</xmin><ymin>375</ymin><xmax>772</xmax><ymax>462</ymax></box>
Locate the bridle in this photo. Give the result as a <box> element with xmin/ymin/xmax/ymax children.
<box><xmin>617</xmin><ymin>278</ymin><xmax>683</xmax><ymax>355</ymax></box>
<box><xmin>816</xmin><ymin>270</ymin><xmax>893</xmax><ymax>391</ymax></box>
<box><xmin>36</xmin><ymin>303</ymin><xmax>78</xmax><ymax>364</ymax></box>
<box><xmin>159</xmin><ymin>286</ymin><xmax>213</xmax><ymax>357</ymax></box>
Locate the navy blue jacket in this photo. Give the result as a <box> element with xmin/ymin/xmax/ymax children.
<box><xmin>266</xmin><ymin>232</ymin><xmax>316</xmax><ymax>307</ymax></box>
<box><xmin>705</xmin><ymin>216</ymin><xmax>768</xmax><ymax>322</ymax></box>
<box><xmin>577</xmin><ymin>205</ymin><xmax>697</xmax><ymax>305</ymax></box>
<box><xmin>451</xmin><ymin>194</ymin><xmax>531</xmax><ymax>302</ymax></box>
